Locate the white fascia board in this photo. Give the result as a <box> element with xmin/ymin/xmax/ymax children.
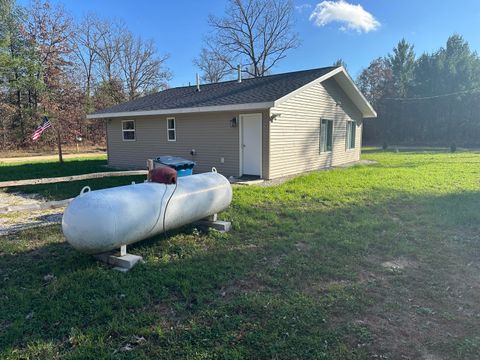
<box><xmin>86</xmin><ymin>101</ymin><xmax>274</xmax><ymax>119</ymax></box>
<box><xmin>334</xmin><ymin>70</ymin><xmax>377</xmax><ymax>118</ymax></box>
<box><xmin>272</xmin><ymin>66</ymin><xmax>377</xmax><ymax>118</ymax></box>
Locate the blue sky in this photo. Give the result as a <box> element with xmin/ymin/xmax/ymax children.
<box><xmin>21</xmin><ymin>0</ymin><xmax>480</xmax><ymax>87</ymax></box>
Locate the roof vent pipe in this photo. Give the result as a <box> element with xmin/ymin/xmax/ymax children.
<box><xmin>196</xmin><ymin>73</ymin><xmax>200</xmax><ymax>92</ymax></box>
<box><xmin>237</xmin><ymin>65</ymin><xmax>242</xmax><ymax>83</ymax></box>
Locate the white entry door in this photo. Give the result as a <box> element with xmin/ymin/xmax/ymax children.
<box><xmin>240</xmin><ymin>113</ymin><xmax>262</xmax><ymax>176</ymax></box>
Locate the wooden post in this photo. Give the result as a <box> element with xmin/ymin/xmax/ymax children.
<box><xmin>146</xmin><ymin>159</ymin><xmax>154</xmax><ymax>181</ymax></box>
<box><xmin>147</xmin><ymin>159</ymin><xmax>154</xmax><ymax>171</ymax></box>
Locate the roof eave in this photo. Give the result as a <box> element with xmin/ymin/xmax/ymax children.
<box><xmin>86</xmin><ymin>101</ymin><xmax>274</xmax><ymax>119</ymax></box>
<box><xmin>332</xmin><ymin>69</ymin><xmax>377</xmax><ymax>118</ymax></box>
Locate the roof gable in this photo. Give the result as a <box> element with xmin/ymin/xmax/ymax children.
<box><xmin>88</xmin><ymin>66</ymin><xmax>376</xmax><ymax>119</ymax></box>
<box><xmin>273</xmin><ymin>67</ymin><xmax>376</xmax><ymax>118</ymax></box>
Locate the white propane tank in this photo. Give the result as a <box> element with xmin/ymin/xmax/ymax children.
<box><xmin>62</xmin><ymin>171</ymin><xmax>232</xmax><ymax>254</ymax></box>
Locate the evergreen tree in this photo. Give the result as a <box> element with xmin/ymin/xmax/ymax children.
<box><xmin>0</xmin><ymin>0</ymin><xmax>43</xmax><ymax>146</ymax></box>
<box><xmin>387</xmin><ymin>38</ymin><xmax>416</xmax><ymax>97</ymax></box>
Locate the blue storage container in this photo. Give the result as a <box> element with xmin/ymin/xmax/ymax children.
<box><xmin>155</xmin><ymin>156</ymin><xmax>196</xmax><ymax>177</ymax></box>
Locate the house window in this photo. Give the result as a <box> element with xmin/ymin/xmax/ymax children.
<box><xmin>167</xmin><ymin>117</ymin><xmax>176</xmax><ymax>141</ymax></box>
<box><xmin>346</xmin><ymin>121</ymin><xmax>356</xmax><ymax>149</ymax></box>
<box><xmin>122</xmin><ymin>120</ymin><xmax>135</xmax><ymax>141</ymax></box>
<box><xmin>320</xmin><ymin>119</ymin><xmax>333</xmax><ymax>153</ymax></box>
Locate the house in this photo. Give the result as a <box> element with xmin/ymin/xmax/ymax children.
<box><xmin>87</xmin><ymin>66</ymin><xmax>376</xmax><ymax>179</ymax></box>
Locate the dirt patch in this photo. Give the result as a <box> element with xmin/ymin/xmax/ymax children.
<box><xmin>295</xmin><ymin>241</ymin><xmax>311</xmax><ymax>252</ymax></box>
<box><xmin>0</xmin><ymin>192</ymin><xmax>64</xmax><ymax>235</ymax></box>
<box><xmin>0</xmin><ymin>191</ymin><xmax>44</xmax><ymax>207</ymax></box>
<box><xmin>381</xmin><ymin>257</ymin><xmax>419</xmax><ymax>270</ymax></box>
<box><xmin>359</xmin><ymin>253</ymin><xmax>480</xmax><ymax>359</ymax></box>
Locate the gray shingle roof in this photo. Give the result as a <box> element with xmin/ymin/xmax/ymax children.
<box><xmin>91</xmin><ymin>66</ymin><xmax>337</xmax><ymax>115</ymax></box>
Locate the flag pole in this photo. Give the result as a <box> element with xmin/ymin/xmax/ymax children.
<box><xmin>56</xmin><ymin>127</ymin><xmax>63</xmax><ymax>163</ymax></box>
<box><xmin>47</xmin><ymin>116</ymin><xmax>63</xmax><ymax>164</ymax></box>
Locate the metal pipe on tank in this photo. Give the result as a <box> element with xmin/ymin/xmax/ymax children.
<box><xmin>62</xmin><ymin>172</ymin><xmax>232</xmax><ymax>254</ymax></box>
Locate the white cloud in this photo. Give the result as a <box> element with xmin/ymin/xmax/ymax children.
<box><xmin>309</xmin><ymin>0</ymin><xmax>380</xmax><ymax>33</ymax></box>
<box><xmin>295</xmin><ymin>3</ymin><xmax>312</xmax><ymax>13</ymax></box>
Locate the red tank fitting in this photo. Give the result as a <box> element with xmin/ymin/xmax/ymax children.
<box><xmin>149</xmin><ymin>166</ymin><xmax>177</xmax><ymax>184</ymax></box>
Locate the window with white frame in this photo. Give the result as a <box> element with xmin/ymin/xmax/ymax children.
<box><xmin>346</xmin><ymin>121</ymin><xmax>356</xmax><ymax>149</ymax></box>
<box><xmin>122</xmin><ymin>120</ymin><xmax>135</xmax><ymax>141</ymax></box>
<box><xmin>320</xmin><ymin>119</ymin><xmax>333</xmax><ymax>153</ymax></box>
<box><xmin>167</xmin><ymin>118</ymin><xmax>176</xmax><ymax>141</ymax></box>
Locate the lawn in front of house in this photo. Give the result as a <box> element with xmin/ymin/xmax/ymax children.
<box><xmin>1</xmin><ymin>150</ymin><xmax>480</xmax><ymax>359</ymax></box>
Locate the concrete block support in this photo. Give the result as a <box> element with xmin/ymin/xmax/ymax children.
<box><xmin>93</xmin><ymin>247</ymin><xmax>143</xmax><ymax>272</ymax></box>
<box><xmin>195</xmin><ymin>219</ymin><xmax>231</xmax><ymax>232</ymax></box>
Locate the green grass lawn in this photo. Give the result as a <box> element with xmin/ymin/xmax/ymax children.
<box><xmin>1</xmin><ymin>150</ymin><xmax>480</xmax><ymax>359</ymax></box>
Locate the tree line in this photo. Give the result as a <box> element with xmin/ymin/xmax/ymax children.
<box><xmin>3</xmin><ymin>0</ymin><xmax>477</xmax><ymax>151</ymax></box>
<box><xmin>357</xmin><ymin>35</ymin><xmax>480</xmax><ymax>147</ymax></box>
<box><xmin>0</xmin><ymin>0</ymin><xmax>170</xmax><ymax>150</ymax></box>
<box><xmin>1</xmin><ymin>0</ymin><xmax>299</xmax><ymax>151</ymax></box>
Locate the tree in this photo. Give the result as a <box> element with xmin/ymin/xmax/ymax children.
<box><xmin>205</xmin><ymin>0</ymin><xmax>299</xmax><ymax>77</ymax></box>
<box><xmin>93</xmin><ymin>78</ymin><xmax>126</xmax><ymax>110</ymax></box>
<box><xmin>25</xmin><ymin>0</ymin><xmax>75</xmax><ymax>161</ymax></box>
<box><xmin>357</xmin><ymin>57</ymin><xmax>393</xmax><ymax>106</ymax></box>
<box><xmin>360</xmin><ymin>35</ymin><xmax>480</xmax><ymax>146</ymax></box>
<box><xmin>94</xmin><ymin>18</ymin><xmax>125</xmax><ymax>83</ymax></box>
<box><xmin>410</xmin><ymin>35</ymin><xmax>480</xmax><ymax>144</ymax></box>
<box><xmin>119</xmin><ymin>31</ymin><xmax>170</xmax><ymax>99</ymax></box>
<box><xmin>25</xmin><ymin>0</ymin><xmax>72</xmax><ymax>89</ymax></box>
<box><xmin>193</xmin><ymin>48</ymin><xmax>231</xmax><ymax>83</ymax></box>
<box><xmin>0</xmin><ymin>0</ymin><xmax>172</xmax><ymax>152</ymax></box>
<box><xmin>333</xmin><ymin>58</ymin><xmax>347</xmax><ymax>71</ymax></box>
<box><xmin>0</xmin><ymin>0</ymin><xmax>43</xmax><ymax>146</ymax></box>
<box><xmin>356</xmin><ymin>57</ymin><xmax>393</xmax><ymax>144</ymax></box>
<box><xmin>387</xmin><ymin>38</ymin><xmax>415</xmax><ymax>97</ymax></box>
<box><xmin>71</xmin><ymin>14</ymin><xmax>106</xmax><ymax>111</ymax></box>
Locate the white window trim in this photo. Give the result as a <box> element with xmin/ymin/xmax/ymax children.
<box><xmin>320</xmin><ymin>119</ymin><xmax>333</xmax><ymax>153</ymax></box>
<box><xmin>346</xmin><ymin>120</ymin><xmax>356</xmax><ymax>151</ymax></box>
<box><xmin>167</xmin><ymin>117</ymin><xmax>176</xmax><ymax>142</ymax></box>
<box><xmin>121</xmin><ymin>120</ymin><xmax>136</xmax><ymax>141</ymax></box>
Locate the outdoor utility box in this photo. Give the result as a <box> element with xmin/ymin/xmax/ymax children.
<box><xmin>154</xmin><ymin>156</ymin><xmax>196</xmax><ymax>177</ymax></box>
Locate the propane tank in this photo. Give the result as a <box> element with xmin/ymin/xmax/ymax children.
<box><xmin>62</xmin><ymin>171</ymin><xmax>232</xmax><ymax>254</ymax></box>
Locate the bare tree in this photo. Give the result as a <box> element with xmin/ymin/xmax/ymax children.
<box><xmin>119</xmin><ymin>31</ymin><xmax>170</xmax><ymax>99</ymax></box>
<box><xmin>94</xmin><ymin>18</ymin><xmax>125</xmax><ymax>83</ymax></box>
<box><xmin>25</xmin><ymin>0</ymin><xmax>72</xmax><ymax>90</ymax></box>
<box><xmin>206</xmin><ymin>0</ymin><xmax>299</xmax><ymax>77</ymax></box>
<box><xmin>71</xmin><ymin>14</ymin><xmax>106</xmax><ymax>103</ymax></box>
<box><xmin>193</xmin><ymin>48</ymin><xmax>231</xmax><ymax>83</ymax></box>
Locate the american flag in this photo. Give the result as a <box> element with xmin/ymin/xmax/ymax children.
<box><xmin>31</xmin><ymin>116</ymin><xmax>52</xmax><ymax>141</ymax></box>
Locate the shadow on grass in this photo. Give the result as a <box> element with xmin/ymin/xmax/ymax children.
<box><xmin>0</xmin><ymin>159</ymin><xmax>109</xmax><ymax>182</ymax></box>
<box><xmin>0</xmin><ymin>158</ymin><xmax>149</xmax><ymax>201</ymax></box>
<box><xmin>1</xmin><ymin>185</ymin><xmax>480</xmax><ymax>358</ymax></box>
<box><xmin>5</xmin><ymin>175</ymin><xmax>147</xmax><ymax>201</ymax></box>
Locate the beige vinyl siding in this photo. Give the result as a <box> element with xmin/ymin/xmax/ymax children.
<box><xmin>269</xmin><ymin>78</ymin><xmax>363</xmax><ymax>179</ymax></box>
<box><xmin>106</xmin><ymin>110</ymin><xmax>269</xmax><ymax>177</ymax></box>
